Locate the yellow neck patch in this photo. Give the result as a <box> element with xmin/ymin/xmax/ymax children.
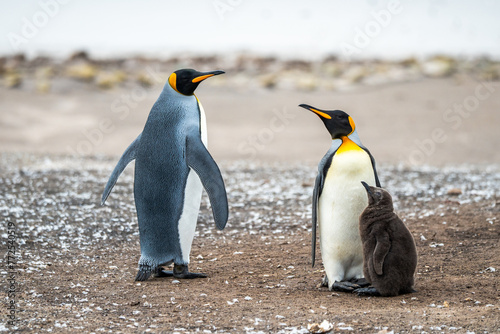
<box><xmin>336</xmin><ymin>136</ymin><xmax>363</xmax><ymax>154</ymax></box>
<box><xmin>168</xmin><ymin>73</ymin><xmax>179</xmax><ymax>93</ymax></box>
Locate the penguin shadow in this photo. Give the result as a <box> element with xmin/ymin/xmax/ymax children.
<box><xmin>325</xmin><ymin>182</ymin><xmax>419</xmax><ymax>297</ymax></box>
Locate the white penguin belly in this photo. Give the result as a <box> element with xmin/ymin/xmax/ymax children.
<box><xmin>178</xmin><ymin>99</ymin><xmax>208</xmax><ymax>263</ymax></box>
<box><xmin>178</xmin><ymin>169</ymin><xmax>203</xmax><ymax>263</ymax></box>
<box><xmin>319</xmin><ymin>150</ymin><xmax>376</xmax><ymax>284</ymax></box>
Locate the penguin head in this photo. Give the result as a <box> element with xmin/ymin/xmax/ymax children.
<box><xmin>361</xmin><ymin>181</ymin><xmax>393</xmax><ymax>208</ymax></box>
<box><xmin>299</xmin><ymin>104</ymin><xmax>355</xmax><ymax>139</ymax></box>
<box><xmin>168</xmin><ymin>69</ymin><xmax>224</xmax><ymax>96</ymax></box>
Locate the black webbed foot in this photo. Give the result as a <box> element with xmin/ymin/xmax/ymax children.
<box><xmin>354</xmin><ymin>286</ymin><xmax>381</xmax><ymax>296</ymax></box>
<box><xmin>349</xmin><ymin>277</ymin><xmax>370</xmax><ymax>287</ymax></box>
<box><xmin>331</xmin><ymin>277</ymin><xmax>370</xmax><ymax>292</ymax></box>
<box><xmin>154</xmin><ymin>268</ymin><xmax>174</xmax><ymax>277</ymax></box>
<box><xmin>172</xmin><ymin>264</ymin><xmax>207</xmax><ymax>279</ymax></box>
<box><xmin>138</xmin><ymin>264</ymin><xmax>207</xmax><ymax>281</ymax></box>
<box><xmin>332</xmin><ymin>281</ymin><xmax>365</xmax><ymax>292</ymax></box>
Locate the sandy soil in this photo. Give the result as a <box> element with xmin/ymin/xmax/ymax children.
<box><xmin>0</xmin><ymin>77</ymin><xmax>499</xmax><ymax>166</ymax></box>
<box><xmin>1</xmin><ymin>154</ymin><xmax>499</xmax><ymax>333</ymax></box>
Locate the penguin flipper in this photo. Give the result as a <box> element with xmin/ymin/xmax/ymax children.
<box><xmin>360</xmin><ymin>147</ymin><xmax>381</xmax><ymax>187</ymax></box>
<box><xmin>311</xmin><ymin>143</ymin><xmax>340</xmax><ymax>267</ymax></box>
<box><xmin>186</xmin><ymin>134</ymin><xmax>228</xmax><ymax>230</ymax></box>
<box><xmin>368</xmin><ymin>152</ymin><xmax>381</xmax><ymax>187</ymax></box>
<box><xmin>311</xmin><ymin>172</ymin><xmax>323</xmax><ymax>267</ymax></box>
<box><xmin>373</xmin><ymin>232</ymin><xmax>391</xmax><ymax>276</ymax></box>
<box><xmin>101</xmin><ymin>133</ymin><xmax>142</xmax><ymax>205</ymax></box>
<box><xmin>311</xmin><ymin>144</ymin><xmax>338</xmax><ymax>267</ymax></box>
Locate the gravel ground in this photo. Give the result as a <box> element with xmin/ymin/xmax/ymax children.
<box><xmin>1</xmin><ymin>153</ymin><xmax>499</xmax><ymax>333</ymax></box>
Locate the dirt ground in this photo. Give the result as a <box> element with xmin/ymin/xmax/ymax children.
<box><xmin>1</xmin><ymin>154</ymin><xmax>498</xmax><ymax>333</ymax></box>
<box><xmin>1</xmin><ymin>69</ymin><xmax>499</xmax><ymax>332</ymax></box>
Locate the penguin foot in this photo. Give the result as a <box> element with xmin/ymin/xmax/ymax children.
<box><xmin>173</xmin><ymin>264</ymin><xmax>207</xmax><ymax>279</ymax></box>
<box><xmin>135</xmin><ymin>265</ymin><xmax>154</xmax><ymax>281</ymax></box>
<box><xmin>349</xmin><ymin>277</ymin><xmax>370</xmax><ymax>287</ymax></box>
<box><xmin>321</xmin><ymin>276</ymin><xmax>329</xmax><ymax>287</ymax></box>
<box><xmin>154</xmin><ymin>268</ymin><xmax>174</xmax><ymax>277</ymax></box>
<box><xmin>332</xmin><ymin>281</ymin><xmax>363</xmax><ymax>292</ymax></box>
<box><xmin>152</xmin><ymin>265</ymin><xmax>207</xmax><ymax>279</ymax></box>
<box><xmin>331</xmin><ymin>278</ymin><xmax>370</xmax><ymax>292</ymax></box>
<box><xmin>354</xmin><ymin>286</ymin><xmax>381</xmax><ymax>296</ymax></box>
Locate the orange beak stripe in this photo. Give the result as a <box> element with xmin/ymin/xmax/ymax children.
<box><xmin>310</xmin><ymin>108</ymin><xmax>332</xmax><ymax>119</ymax></box>
<box><xmin>192</xmin><ymin>74</ymin><xmax>215</xmax><ymax>83</ymax></box>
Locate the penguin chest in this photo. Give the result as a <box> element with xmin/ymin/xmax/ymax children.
<box><xmin>177</xmin><ymin>98</ymin><xmax>208</xmax><ymax>262</ymax></box>
<box><xmin>197</xmin><ymin>97</ymin><xmax>208</xmax><ymax>146</ymax></box>
<box><xmin>318</xmin><ymin>149</ymin><xmax>376</xmax><ymax>254</ymax></box>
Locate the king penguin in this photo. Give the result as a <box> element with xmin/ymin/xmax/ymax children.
<box><xmin>102</xmin><ymin>68</ymin><xmax>228</xmax><ymax>281</ymax></box>
<box><xmin>299</xmin><ymin>104</ymin><xmax>381</xmax><ymax>291</ymax></box>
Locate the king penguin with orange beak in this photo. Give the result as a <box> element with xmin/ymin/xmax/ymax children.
<box><xmin>102</xmin><ymin>69</ymin><xmax>228</xmax><ymax>281</ymax></box>
<box><xmin>299</xmin><ymin>104</ymin><xmax>381</xmax><ymax>291</ymax></box>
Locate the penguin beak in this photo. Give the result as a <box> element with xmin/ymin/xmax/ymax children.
<box><xmin>298</xmin><ymin>104</ymin><xmax>332</xmax><ymax>120</ymax></box>
<box><xmin>361</xmin><ymin>181</ymin><xmax>374</xmax><ymax>198</ymax></box>
<box><xmin>192</xmin><ymin>70</ymin><xmax>225</xmax><ymax>83</ymax></box>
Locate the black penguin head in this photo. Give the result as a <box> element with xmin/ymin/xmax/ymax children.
<box><xmin>168</xmin><ymin>69</ymin><xmax>224</xmax><ymax>96</ymax></box>
<box><xmin>299</xmin><ymin>104</ymin><xmax>355</xmax><ymax>139</ymax></box>
<box><xmin>361</xmin><ymin>181</ymin><xmax>393</xmax><ymax>208</ymax></box>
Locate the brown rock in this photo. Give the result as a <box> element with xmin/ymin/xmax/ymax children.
<box><xmin>447</xmin><ymin>188</ymin><xmax>462</xmax><ymax>196</ymax></box>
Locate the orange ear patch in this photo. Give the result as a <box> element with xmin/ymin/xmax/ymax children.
<box><xmin>348</xmin><ymin>116</ymin><xmax>356</xmax><ymax>135</ymax></box>
<box><xmin>168</xmin><ymin>73</ymin><xmax>178</xmax><ymax>93</ymax></box>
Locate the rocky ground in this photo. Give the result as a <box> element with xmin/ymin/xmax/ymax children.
<box><xmin>2</xmin><ymin>51</ymin><xmax>499</xmax><ymax>93</ymax></box>
<box><xmin>1</xmin><ymin>153</ymin><xmax>499</xmax><ymax>333</ymax></box>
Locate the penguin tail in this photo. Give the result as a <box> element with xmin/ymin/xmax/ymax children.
<box><xmin>135</xmin><ymin>264</ymin><xmax>154</xmax><ymax>281</ymax></box>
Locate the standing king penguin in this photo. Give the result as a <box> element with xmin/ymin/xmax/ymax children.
<box><xmin>299</xmin><ymin>104</ymin><xmax>381</xmax><ymax>291</ymax></box>
<box><xmin>102</xmin><ymin>69</ymin><xmax>228</xmax><ymax>281</ymax></box>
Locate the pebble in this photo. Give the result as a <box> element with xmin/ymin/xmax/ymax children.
<box><xmin>447</xmin><ymin>188</ymin><xmax>463</xmax><ymax>196</ymax></box>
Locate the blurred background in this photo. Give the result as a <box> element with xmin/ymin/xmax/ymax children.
<box><xmin>1</xmin><ymin>0</ymin><xmax>499</xmax><ymax>166</ymax></box>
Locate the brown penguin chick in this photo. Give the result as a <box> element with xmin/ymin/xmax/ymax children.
<box><xmin>356</xmin><ymin>181</ymin><xmax>418</xmax><ymax>297</ymax></box>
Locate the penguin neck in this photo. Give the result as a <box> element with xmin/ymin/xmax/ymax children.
<box><xmin>360</xmin><ymin>205</ymin><xmax>395</xmax><ymax>230</ymax></box>
<box><xmin>161</xmin><ymin>80</ymin><xmax>195</xmax><ymax>101</ymax></box>
<box><xmin>161</xmin><ymin>80</ymin><xmax>177</xmax><ymax>96</ymax></box>
<box><xmin>195</xmin><ymin>95</ymin><xmax>208</xmax><ymax>146</ymax></box>
<box><xmin>335</xmin><ymin>136</ymin><xmax>363</xmax><ymax>154</ymax></box>
<box><xmin>347</xmin><ymin>129</ymin><xmax>363</xmax><ymax>147</ymax></box>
